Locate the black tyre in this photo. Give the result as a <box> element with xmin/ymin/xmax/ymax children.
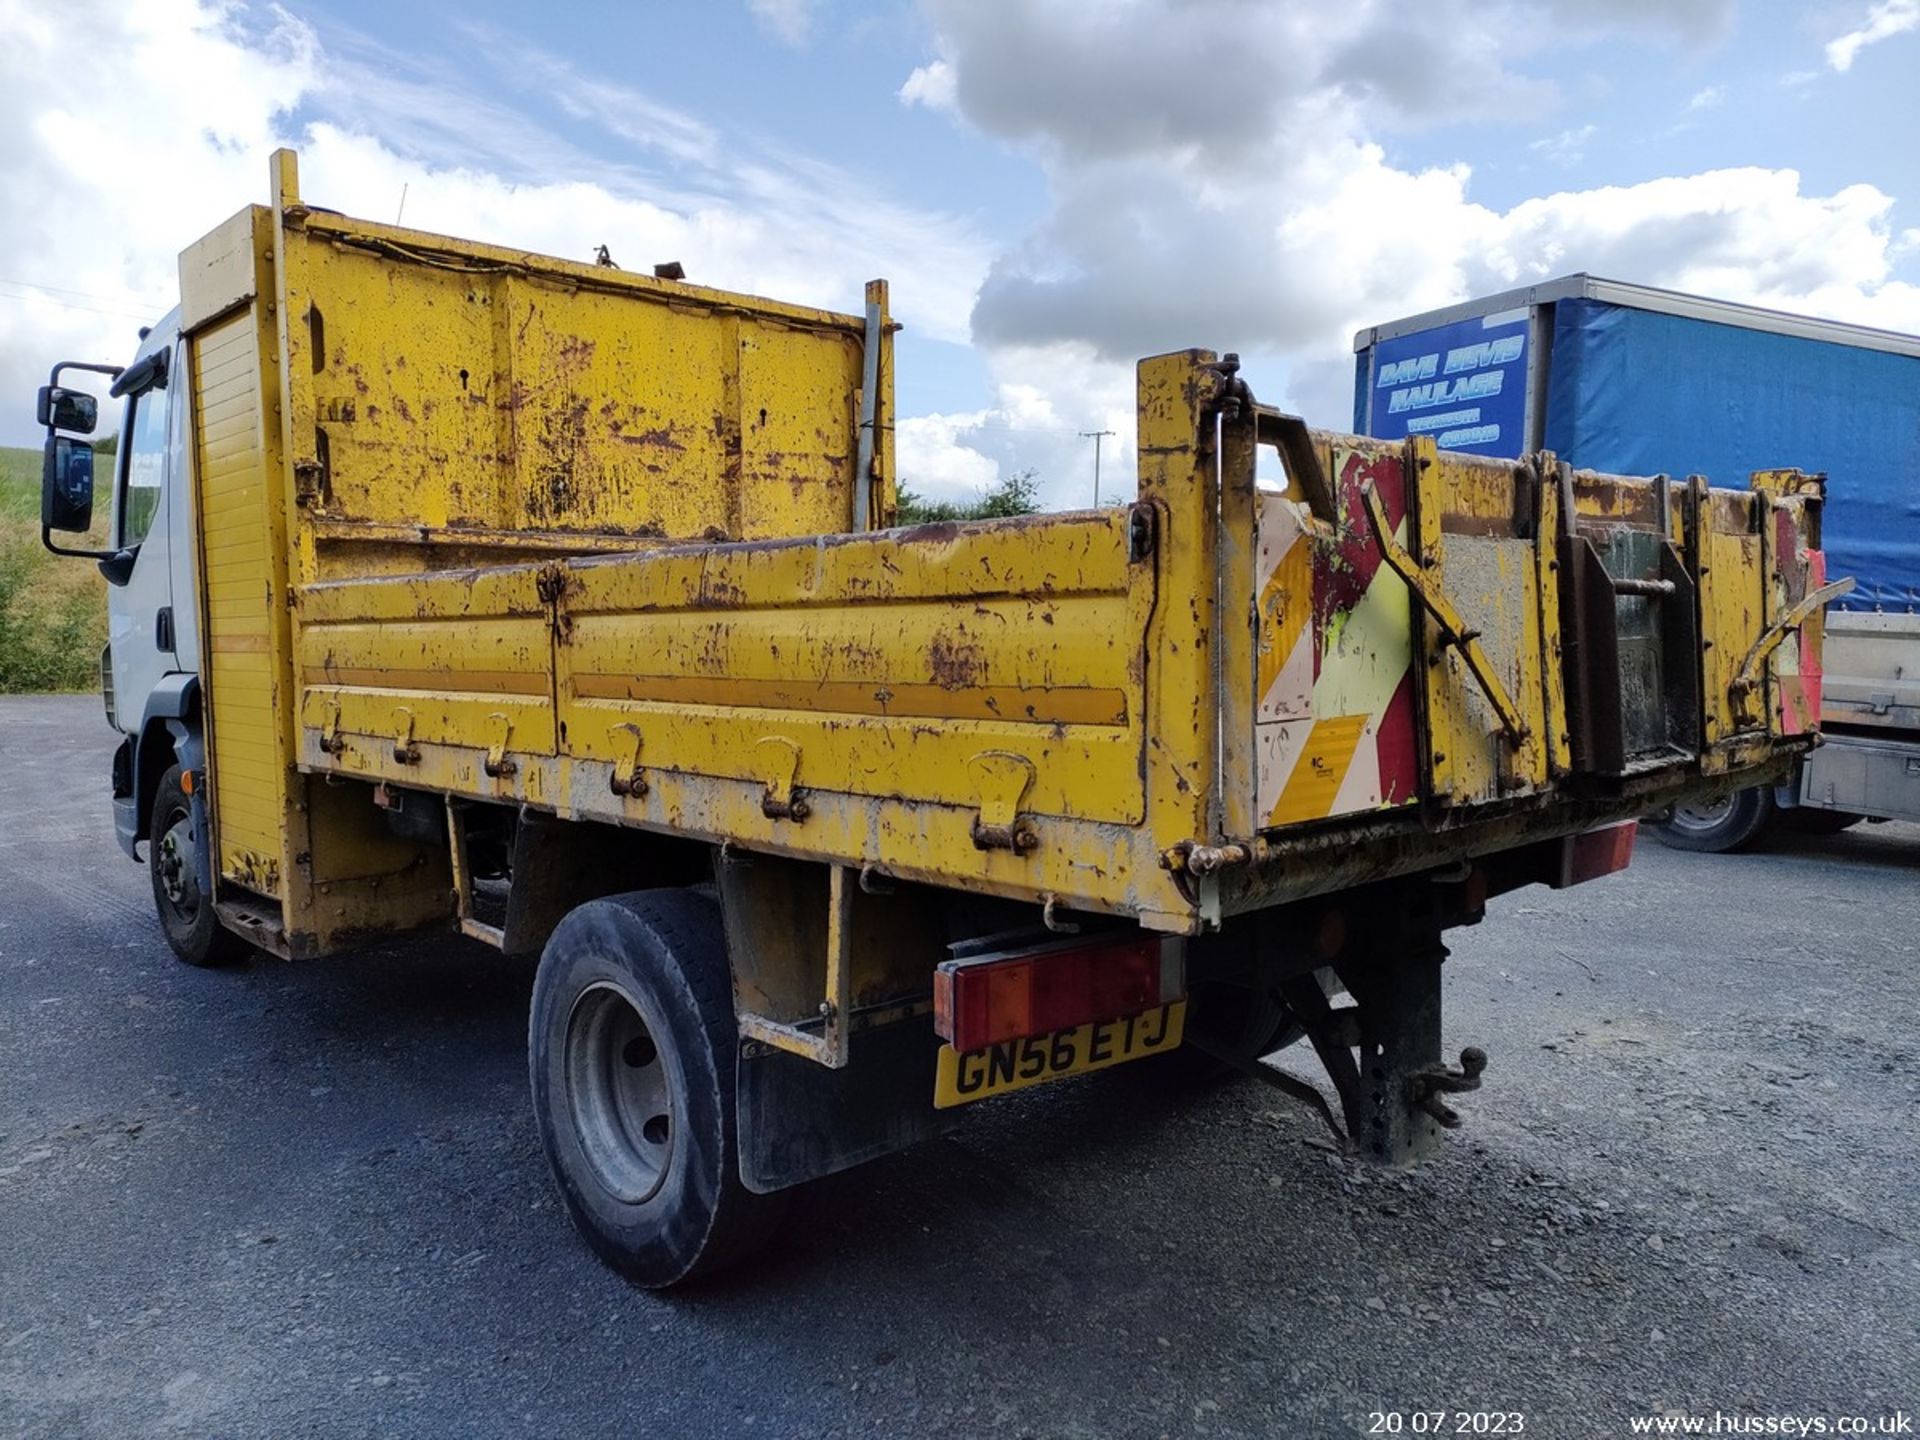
<box><xmin>528</xmin><ymin>888</ymin><xmax>786</xmax><ymax>1287</ymax></box>
<box><xmin>149</xmin><ymin>764</ymin><xmax>250</xmax><ymax>967</ymax></box>
<box><xmin>1656</xmin><ymin>786</ymin><xmax>1773</xmax><ymax>853</ymax></box>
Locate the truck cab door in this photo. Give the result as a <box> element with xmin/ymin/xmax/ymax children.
<box><xmin>106</xmin><ymin>335</ymin><xmax>183</xmax><ymax>726</ymax></box>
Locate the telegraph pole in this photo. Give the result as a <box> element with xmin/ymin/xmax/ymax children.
<box><xmin>1079</xmin><ymin>429</ymin><xmax>1115</xmax><ymax>506</ymax></box>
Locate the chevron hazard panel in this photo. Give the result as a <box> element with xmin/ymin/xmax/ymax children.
<box><xmin>1254</xmin><ymin>445</ymin><xmax>1420</xmax><ymax>828</ymax></box>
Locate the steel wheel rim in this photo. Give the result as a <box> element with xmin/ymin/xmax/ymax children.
<box><xmin>1671</xmin><ymin>795</ymin><xmax>1735</xmax><ymax>830</ymax></box>
<box><xmin>156</xmin><ymin>811</ymin><xmax>196</xmax><ymax>913</ymax></box>
<box><xmin>564</xmin><ymin>981</ymin><xmax>674</xmax><ymax>1204</ymax></box>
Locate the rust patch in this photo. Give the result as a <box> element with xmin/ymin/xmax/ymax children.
<box><xmin>901</xmin><ymin>520</ymin><xmax>960</xmax><ymax>544</ymax></box>
<box><xmin>928</xmin><ymin>631</ymin><xmax>987</xmax><ymax>691</ymax></box>
<box><xmin>613</xmin><ymin>426</ymin><xmax>686</xmax><ymax>451</ymax></box>
<box><xmin>694</xmin><ymin>572</ymin><xmax>747</xmax><ymax>608</ymax></box>
<box><xmin>528</xmin><ymin>394</ymin><xmax>593</xmax><ymax>523</ymax></box>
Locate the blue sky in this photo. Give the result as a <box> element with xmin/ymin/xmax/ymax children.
<box><xmin>3</xmin><ymin>0</ymin><xmax>1916</xmax><ymax>504</ymax></box>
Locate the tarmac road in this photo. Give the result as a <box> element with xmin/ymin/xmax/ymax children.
<box><xmin>2</xmin><ymin>693</ymin><xmax>1915</xmax><ymax>1439</ymax></box>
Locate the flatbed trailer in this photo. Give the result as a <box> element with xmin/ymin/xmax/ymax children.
<box><xmin>36</xmin><ymin>154</ymin><xmax>1836</xmax><ymax>1284</ymax></box>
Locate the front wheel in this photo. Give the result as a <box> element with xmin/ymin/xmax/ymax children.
<box><xmin>149</xmin><ymin>764</ymin><xmax>250</xmax><ymax>967</ymax></box>
<box><xmin>528</xmin><ymin>888</ymin><xmax>787</xmax><ymax>1287</ymax></box>
<box><xmin>1656</xmin><ymin>786</ymin><xmax>1773</xmax><ymax>853</ymax></box>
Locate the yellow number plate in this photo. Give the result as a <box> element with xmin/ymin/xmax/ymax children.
<box><xmin>932</xmin><ymin>1002</ymin><xmax>1187</xmax><ymax>1110</ymax></box>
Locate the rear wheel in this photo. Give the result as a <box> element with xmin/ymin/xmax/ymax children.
<box><xmin>149</xmin><ymin>764</ymin><xmax>249</xmax><ymax>967</ymax></box>
<box><xmin>1656</xmin><ymin>786</ymin><xmax>1773</xmax><ymax>853</ymax></box>
<box><xmin>528</xmin><ymin>888</ymin><xmax>786</xmax><ymax>1287</ymax></box>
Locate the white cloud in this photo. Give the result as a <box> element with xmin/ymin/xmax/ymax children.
<box><xmin>898</xmin><ymin>59</ymin><xmax>957</xmax><ymax>113</ymax></box>
<box><xmin>0</xmin><ymin>0</ymin><xmax>318</xmax><ymax>425</ymax></box>
<box><xmin>894</xmin><ymin>0</ymin><xmax>1920</xmax><ymax>496</ymax></box>
<box><xmin>1826</xmin><ymin>0</ymin><xmax>1919</xmax><ymax>69</ymax></box>
<box><xmin>893</xmin><ymin>343</ymin><xmax>1139</xmax><ymax>511</ymax></box>
<box><xmin>747</xmin><ymin>0</ymin><xmax>818</xmax><ymax>46</ymax></box>
<box><xmin>0</xmin><ymin>1</ymin><xmax>987</xmax><ymax>445</ymax></box>
<box><xmin>1688</xmin><ymin>84</ymin><xmax>1726</xmax><ymax>109</ymax></box>
<box><xmin>896</xmin><ymin>412</ymin><xmax>999</xmax><ymax>501</ymax></box>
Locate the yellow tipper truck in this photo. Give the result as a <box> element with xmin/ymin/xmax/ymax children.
<box><xmin>35</xmin><ymin>154</ymin><xmax>1844</xmax><ymax>1284</ymax></box>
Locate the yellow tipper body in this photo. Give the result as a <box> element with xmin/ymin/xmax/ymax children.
<box><xmin>175</xmin><ymin>153</ymin><xmax>1832</xmax><ymax>955</ymax></box>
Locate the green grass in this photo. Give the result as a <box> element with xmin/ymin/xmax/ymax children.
<box><xmin>0</xmin><ymin>445</ymin><xmax>108</xmax><ymax>692</ymax></box>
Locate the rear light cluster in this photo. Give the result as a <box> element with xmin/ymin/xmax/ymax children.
<box><xmin>934</xmin><ymin>934</ymin><xmax>1185</xmax><ymax>1054</ymax></box>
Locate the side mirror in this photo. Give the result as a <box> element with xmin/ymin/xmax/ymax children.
<box><xmin>36</xmin><ymin>384</ymin><xmax>98</xmax><ymax>435</ymax></box>
<box><xmin>42</xmin><ymin>436</ymin><xmax>95</xmax><ymax>533</ymax></box>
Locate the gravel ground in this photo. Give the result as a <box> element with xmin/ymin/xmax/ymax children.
<box><xmin>1</xmin><ymin>693</ymin><xmax>1915</xmax><ymax>1439</ymax></box>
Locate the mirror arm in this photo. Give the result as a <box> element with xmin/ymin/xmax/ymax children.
<box><xmin>51</xmin><ymin>360</ymin><xmax>123</xmax><ymax>384</ymax></box>
<box><xmin>40</xmin><ymin>526</ymin><xmax>120</xmax><ymax>566</ymax></box>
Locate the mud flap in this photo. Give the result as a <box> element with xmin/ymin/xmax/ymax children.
<box><xmin>736</xmin><ymin>1018</ymin><xmax>955</xmax><ymax>1194</ymax></box>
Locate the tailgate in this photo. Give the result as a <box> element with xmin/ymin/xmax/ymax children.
<box><xmin>1236</xmin><ymin>421</ymin><xmax>1837</xmax><ymax>831</ymax></box>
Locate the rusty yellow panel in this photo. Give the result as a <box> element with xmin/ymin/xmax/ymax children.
<box><xmin>563</xmin><ymin>597</ymin><xmax>1133</xmax><ymax>724</ymax></box>
<box><xmin>555</xmin><ymin>513</ymin><xmax>1149</xmax><ymax>825</ymax></box>
<box><xmin>1433</xmin><ymin>530</ymin><xmax>1546</xmax><ymax>797</ymax></box>
<box><xmin>295</xmin><ymin>566</ymin><xmax>556</xmax><ymax>770</ymax></box>
<box><xmin>286</xmin><ymin>502</ymin><xmax>1162</xmax><ymax>896</ymax></box>
<box><xmin>281</xmin><ymin>185</ymin><xmax>877</xmax><ymax>573</ymax></box>
<box><xmin>738</xmin><ymin>322</ymin><xmax>866</xmax><ymax>538</ymax></box>
<box><xmin>1699</xmin><ymin>495</ymin><xmax>1767</xmax><ymax>756</ymax></box>
<box><xmin>1535</xmin><ymin>467</ymin><xmax>1572</xmax><ymax>777</ymax></box>
<box><xmin>298</xmin><ymin>564</ymin><xmax>546</xmax><ymax>625</ymax></box>
<box><xmin>193</xmin><ymin>303</ymin><xmax>287</xmax><ymax>897</ymax></box>
<box><xmin>562</xmin><ymin>508</ymin><xmax>1136</xmax><ymax>611</ymax></box>
<box><xmin>1133</xmin><ymin>351</ymin><xmax>1221</xmax><ymax>913</ymax></box>
<box><xmin>1416</xmin><ymin>448</ymin><xmax>1550</xmax><ymax>804</ymax></box>
<box><xmin>1570</xmin><ymin>474</ymin><xmax>1667</xmax><ymax>529</ymax></box>
<box><xmin>1216</xmin><ymin>411</ymin><xmax>1260</xmax><ymax>839</ymax></box>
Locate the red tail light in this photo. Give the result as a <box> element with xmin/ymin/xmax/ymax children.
<box><xmin>934</xmin><ymin>934</ymin><xmax>1185</xmax><ymax>1053</ymax></box>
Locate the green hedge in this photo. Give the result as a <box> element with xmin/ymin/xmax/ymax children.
<box><xmin>0</xmin><ymin>447</ymin><xmax>108</xmax><ymax>693</ymax></box>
